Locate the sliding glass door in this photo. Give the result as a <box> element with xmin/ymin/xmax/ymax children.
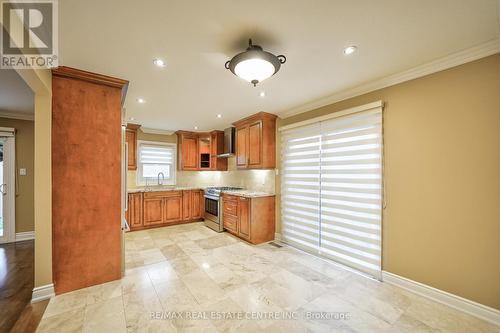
<box><xmin>281</xmin><ymin>103</ymin><xmax>383</xmax><ymax>278</ymax></box>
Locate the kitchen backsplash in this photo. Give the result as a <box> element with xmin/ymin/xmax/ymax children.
<box><xmin>127</xmin><ymin>157</ymin><xmax>276</xmax><ymax>193</ymax></box>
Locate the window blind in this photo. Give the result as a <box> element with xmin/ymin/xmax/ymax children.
<box><xmin>281</xmin><ymin>104</ymin><xmax>383</xmax><ymax>278</ymax></box>
<box><xmin>138</xmin><ymin>143</ymin><xmax>176</xmax><ymax>184</ymax></box>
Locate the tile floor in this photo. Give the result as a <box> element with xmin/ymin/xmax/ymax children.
<box><xmin>37</xmin><ymin>222</ymin><xmax>500</xmax><ymax>332</ymax></box>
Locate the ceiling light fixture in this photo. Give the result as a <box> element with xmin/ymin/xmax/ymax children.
<box><xmin>153</xmin><ymin>58</ymin><xmax>166</xmax><ymax>67</ymax></box>
<box><xmin>194</xmin><ymin>126</ymin><xmax>198</xmax><ymax>130</ymax></box>
<box><xmin>137</xmin><ymin>98</ymin><xmax>146</xmax><ymax>104</ymax></box>
<box><xmin>216</xmin><ymin>114</ymin><xmax>222</xmax><ymax>118</ymax></box>
<box><xmin>343</xmin><ymin>46</ymin><xmax>357</xmax><ymax>55</ymax></box>
<box><xmin>225</xmin><ymin>39</ymin><xmax>286</xmax><ymax>86</ymax></box>
<box><xmin>260</xmin><ymin>91</ymin><xmax>266</xmax><ymax>97</ymax></box>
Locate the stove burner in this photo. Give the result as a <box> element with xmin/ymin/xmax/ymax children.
<box><xmin>205</xmin><ymin>186</ymin><xmax>243</xmax><ymax>196</ymax></box>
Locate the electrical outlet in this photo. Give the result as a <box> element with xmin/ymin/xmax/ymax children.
<box><xmin>19</xmin><ymin>168</ymin><xmax>27</xmax><ymax>176</ymax></box>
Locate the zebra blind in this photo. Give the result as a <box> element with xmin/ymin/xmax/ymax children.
<box><xmin>281</xmin><ymin>103</ymin><xmax>383</xmax><ymax>278</ymax></box>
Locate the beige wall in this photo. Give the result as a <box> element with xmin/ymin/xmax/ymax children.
<box><xmin>0</xmin><ymin>117</ymin><xmax>34</xmax><ymax>233</ymax></box>
<box><xmin>128</xmin><ymin>130</ymin><xmax>276</xmax><ymax>193</ymax></box>
<box><xmin>17</xmin><ymin>67</ymin><xmax>53</xmax><ymax>289</ymax></box>
<box><xmin>279</xmin><ymin>54</ymin><xmax>500</xmax><ymax>310</ymax></box>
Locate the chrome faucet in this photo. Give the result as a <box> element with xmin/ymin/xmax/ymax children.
<box><xmin>157</xmin><ymin>172</ymin><xmax>165</xmax><ymax>186</ymax></box>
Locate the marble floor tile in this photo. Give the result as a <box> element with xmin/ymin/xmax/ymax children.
<box><xmin>43</xmin><ymin>288</ymin><xmax>88</xmax><ymax>318</ymax></box>
<box><xmin>37</xmin><ymin>308</ymin><xmax>85</xmax><ymax>333</ymax></box>
<box><xmin>37</xmin><ymin>222</ymin><xmax>500</xmax><ymax>333</ymax></box>
<box><xmin>182</xmin><ymin>269</ymin><xmax>227</xmax><ymax>306</ymax></box>
<box><xmin>83</xmin><ymin>296</ymin><xmax>127</xmax><ymax>333</ymax></box>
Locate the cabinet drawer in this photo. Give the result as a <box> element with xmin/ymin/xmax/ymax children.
<box><xmin>223</xmin><ymin>200</ymin><xmax>238</xmax><ymax>216</ymax></box>
<box><xmin>223</xmin><ymin>214</ymin><xmax>237</xmax><ymax>233</ymax></box>
<box><xmin>144</xmin><ymin>191</ymin><xmax>181</xmax><ymax>198</ymax></box>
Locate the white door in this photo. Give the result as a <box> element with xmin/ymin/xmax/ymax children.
<box><xmin>0</xmin><ymin>133</ymin><xmax>16</xmax><ymax>244</ymax></box>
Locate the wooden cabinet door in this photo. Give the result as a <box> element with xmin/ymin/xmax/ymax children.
<box><xmin>128</xmin><ymin>193</ymin><xmax>143</xmax><ymax>228</ymax></box>
<box><xmin>236</xmin><ymin>126</ymin><xmax>249</xmax><ymax>168</ymax></box>
<box><xmin>223</xmin><ymin>214</ymin><xmax>237</xmax><ymax>233</ymax></box>
<box><xmin>182</xmin><ymin>191</ymin><xmax>191</xmax><ymax>220</ymax></box>
<box><xmin>191</xmin><ymin>190</ymin><xmax>203</xmax><ymax>219</ymax></box>
<box><xmin>248</xmin><ymin>121</ymin><xmax>262</xmax><ymax>168</ymax></box>
<box><xmin>182</xmin><ymin>136</ymin><xmax>198</xmax><ymax>170</ymax></box>
<box><xmin>143</xmin><ymin>197</ymin><xmax>164</xmax><ymax>225</ymax></box>
<box><xmin>126</xmin><ymin>129</ymin><xmax>137</xmax><ymax>170</ymax></box>
<box><xmin>237</xmin><ymin>197</ymin><xmax>251</xmax><ymax>240</ymax></box>
<box><xmin>164</xmin><ymin>196</ymin><xmax>182</xmax><ymax>223</ymax></box>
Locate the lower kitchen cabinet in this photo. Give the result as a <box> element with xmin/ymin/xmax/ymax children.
<box><xmin>222</xmin><ymin>194</ymin><xmax>275</xmax><ymax>244</ymax></box>
<box><xmin>127</xmin><ymin>192</ymin><xmax>143</xmax><ymax>228</ymax></box>
<box><xmin>127</xmin><ymin>190</ymin><xmax>204</xmax><ymax>231</ymax></box>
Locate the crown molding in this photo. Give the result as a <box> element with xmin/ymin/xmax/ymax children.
<box><xmin>279</xmin><ymin>38</ymin><xmax>500</xmax><ymax>118</ymax></box>
<box><xmin>0</xmin><ymin>110</ymin><xmax>34</xmax><ymax>121</ymax></box>
<box><xmin>140</xmin><ymin>127</ymin><xmax>174</xmax><ymax>135</ymax></box>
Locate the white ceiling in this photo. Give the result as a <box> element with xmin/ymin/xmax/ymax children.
<box><xmin>59</xmin><ymin>0</ymin><xmax>500</xmax><ymax>131</ymax></box>
<box><xmin>0</xmin><ymin>69</ymin><xmax>34</xmax><ymax>117</ymax></box>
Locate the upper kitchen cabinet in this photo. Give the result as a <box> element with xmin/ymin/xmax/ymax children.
<box><xmin>210</xmin><ymin>130</ymin><xmax>227</xmax><ymax>171</ymax></box>
<box><xmin>125</xmin><ymin>123</ymin><xmax>140</xmax><ymax>170</ymax></box>
<box><xmin>52</xmin><ymin>66</ymin><xmax>128</xmax><ymax>294</ymax></box>
<box><xmin>233</xmin><ymin>112</ymin><xmax>277</xmax><ymax>169</ymax></box>
<box><xmin>176</xmin><ymin>130</ymin><xmax>227</xmax><ymax>171</ymax></box>
<box><xmin>176</xmin><ymin>131</ymin><xmax>199</xmax><ymax>171</ymax></box>
<box><xmin>198</xmin><ymin>133</ymin><xmax>211</xmax><ymax>170</ymax></box>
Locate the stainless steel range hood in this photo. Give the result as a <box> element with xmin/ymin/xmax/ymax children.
<box><xmin>217</xmin><ymin>127</ymin><xmax>235</xmax><ymax>157</ymax></box>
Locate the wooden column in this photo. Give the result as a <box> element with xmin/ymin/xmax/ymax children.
<box><xmin>51</xmin><ymin>66</ymin><xmax>128</xmax><ymax>294</ymax></box>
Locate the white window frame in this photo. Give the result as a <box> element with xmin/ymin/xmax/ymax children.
<box><xmin>136</xmin><ymin>140</ymin><xmax>176</xmax><ymax>186</ymax></box>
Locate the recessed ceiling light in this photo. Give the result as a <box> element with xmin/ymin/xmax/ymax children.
<box><xmin>137</xmin><ymin>98</ymin><xmax>146</xmax><ymax>104</ymax></box>
<box><xmin>260</xmin><ymin>91</ymin><xmax>266</xmax><ymax>97</ymax></box>
<box><xmin>153</xmin><ymin>58</ymin><xmax>166</xmax><ymax>68</ymax></box>
<box><xmin>194</xmin><ymin>126</ymin><xmax>198</xmax><ymax>130</ymax></box>
<box><xmin>343</xmin><ymin>46</ymin><xmax>357</xmax><ymax>55</ymax></box>
<box><xmin>216</xmin><ymin>114</ymin><xmax>222</xmax><ymax>118</ymax></box>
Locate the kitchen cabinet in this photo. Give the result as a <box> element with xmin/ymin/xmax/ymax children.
<box><xmin>210</xmin><ymin>130</ymin><xmax>227</xmax><ymax>171</ymax></box>
<box><xmin>176</xmin><ymin>131</ymin><xmax>200</xmax><ymax>170</ymax></box>
<box><xmin>233</xmin><ymin>112</ymin><xmax>277</xmax><ymax>169</ymax></box>
<box><xmin>182</xmin><ymin>190</ymin><xmax>192</xmax><ymax>220</ymax></box>
<box><xmin>176</xmin><ymin>131</ymin><xmax>227</xmax><ymax>171</ymax></box>
<box><xmin>126</xmin><ymin>123</ymin><xmax>141</xmax><ymax>170</ymax></box>
<box><xmin>129</xmin><ymin>190</ymin><xmax>203</xmax><ymax>231</ymax></box>
<box><xmin>191</xmin><ymin>190</ymin><xmax>204</xmax><ymax>219</ymax></box>
<box><xmin>52</xmin><ymin>66</ymin><xmax>128</xmax><ymax>294</ymax></box>
<box><xmin>237</xmin><ymin>197</ymin><xmax>251</xmax><ymax>240</ymax></box>
<box><xmin>143</xmin><ymin>196</ymin><xmax>164</xmax><ymax>226</ymax></box>
<box><xmin>198</xmin><ymin>134</ymin><xmax>211</xmax><ymax>170</ymax></box>
<box><xmin>165</xmin><ymin>195</ymin><xmax>182</xmax><ymax>223</ymax></box>
<box><xmin>222</xmin><ymin>194</ymin><xmax>275</xmax><ymax>244</ymax></box>
<box><xmin>127</xmin><ymin>192</ymin><xmax>143</xmax><ymax>228</ymax></box>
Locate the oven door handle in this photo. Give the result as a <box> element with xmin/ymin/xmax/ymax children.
<box><xmin>204</xmin><ymin>194</ymin><xmax>220</xmax><ymax>201</ymax></box>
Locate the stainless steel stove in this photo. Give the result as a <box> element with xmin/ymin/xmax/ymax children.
<box><xmin>204</xmin><ymin>186</ymin><xmax>243</xmax><ymax>232</ymax></box>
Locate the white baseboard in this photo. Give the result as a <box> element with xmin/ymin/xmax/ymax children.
<box><xmin>16</xmin><ymin>231</ymin><xmax>35</xmax><ymax>241</ymax></box>
<box><xmin>31</xmin><ymin>284</ymin><xmax>55</xmax><ymax>303</ymax></box>
<box><xmin>382</xmin><ymin>271</ymin><xmax>500</xmax><ymax>327</ymax></box>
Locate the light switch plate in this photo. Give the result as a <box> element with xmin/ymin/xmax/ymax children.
<box><xmin>19</xmin><ymin>168</ymin><xmax>27</xmax><ymax>176</ymax></box>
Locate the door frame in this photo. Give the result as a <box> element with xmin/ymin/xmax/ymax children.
<box><xmin>0</xmin><ymin>127</ymin><xmax>16</xmax><ymax>244</ymax></box>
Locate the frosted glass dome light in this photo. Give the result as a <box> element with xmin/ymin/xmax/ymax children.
<box><xmin>225</xmin><ymin>39</ymin><xmax>286</xmax><ymax>86</ymax></box>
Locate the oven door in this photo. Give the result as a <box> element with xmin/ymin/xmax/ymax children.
<box><xmin>204</xmin><ymin>195</ymin><xmax>219</xmax><ymax>222</ymax></box>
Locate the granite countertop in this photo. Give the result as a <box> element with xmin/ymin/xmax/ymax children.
<box><xmin>222</xmin><ymin>190</ymin><xmax>275</xmax><ymax>198</ymax></box>
<box><xmin>127</xmin><ymin>187</ymin><xmax>275</xmax><ymax>198</ymax></box>
<box><xmin>127</xmin><ymin>186</ymin><xmax>203</xmax><ymax>193</ymax></box>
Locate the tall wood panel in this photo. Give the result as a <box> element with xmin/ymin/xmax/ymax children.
<box><xmin>52</xmin><ymin>66</ymin><xmax>128</xmax><ymax>294</ymax></box>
